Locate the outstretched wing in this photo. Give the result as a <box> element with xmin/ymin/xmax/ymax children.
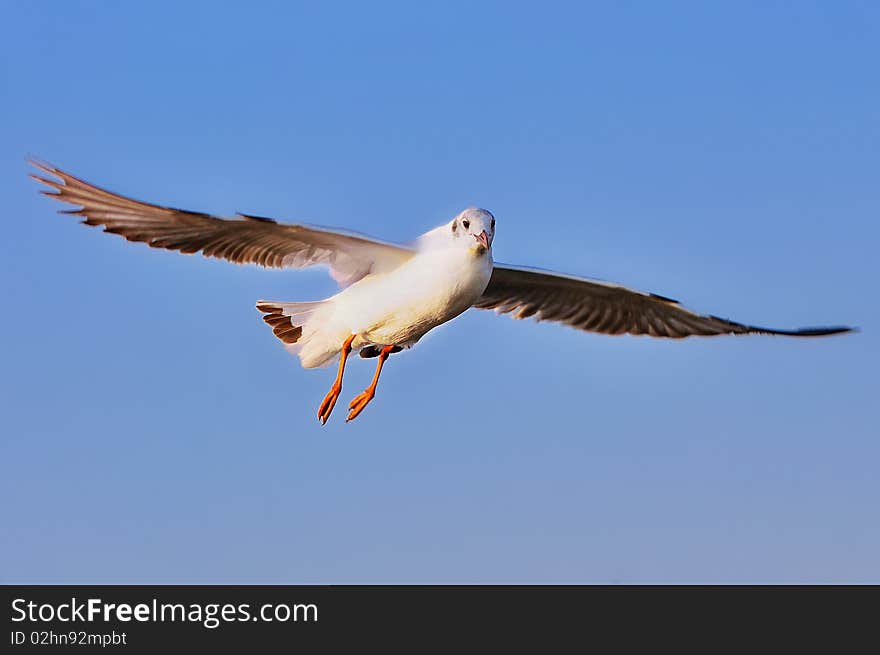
<box><xmin>31</xmin><ymin>161</ymin><xmax>414</xmax><ymax>287</ymax></box>
<box><xmin>475</xmin><ymin>264</ymin><xmax>853</xmax><ymax>338</ymax></box>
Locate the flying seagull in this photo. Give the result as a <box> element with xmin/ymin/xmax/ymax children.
<box><xmin>31</xmin><ymin>161</ymin><xmax>853</xmax><ymax>423</ymax></box>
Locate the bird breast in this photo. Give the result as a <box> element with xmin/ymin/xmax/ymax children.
<box><xmin>340</xmin><ymin>247</ymin><xmax>493</xmax><ymax>345</ymax></box>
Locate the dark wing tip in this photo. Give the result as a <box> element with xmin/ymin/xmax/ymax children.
<box><xmin>797</xmin><ymin>325</ymin><xmax>857</xmax><ymax>336</ymax></box>
<box><xmin>754</xmin><ymin>325</ymin><xmax>857</xmax><ymax>337</ymax></box>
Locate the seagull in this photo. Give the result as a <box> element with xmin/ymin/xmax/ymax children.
<box><xmin>31</xmin><ymin>161</ymin><xmax>854</xmax><ymax>423</ymax></box>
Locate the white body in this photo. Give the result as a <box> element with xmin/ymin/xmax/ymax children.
<box><xmin>292</xmin><ymin>230</ymin><xmax>494</xmax><ymax>368</ymax></box>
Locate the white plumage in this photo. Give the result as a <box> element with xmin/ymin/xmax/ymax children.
<box><xmin>260</xmin><ymin>218</ymin><xmax>494</xmax><ymax>368</ymax></box>
<box><xmin>31</xmin><ymin>161</ymin><xmax>853</xmax><ymax>423</ymax></box>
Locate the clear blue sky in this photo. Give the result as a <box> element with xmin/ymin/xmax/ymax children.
<box><xmin>1</xmin><ymin>2</ymin><xmax>877</xmax><ymax>583</ymax></box>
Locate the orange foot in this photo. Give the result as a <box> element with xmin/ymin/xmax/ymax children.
<box><xmin>316</xmin><ymin>334</ymin><xmax>356</xmax><ymax>425</ymax></box>
<box><xmin>317</xmin><ymin>384</ymin><xmax>342</xmax><ymax>425</ymax></box>
<box><xmin>346</xmin><ymin>389</ymin><xmax>375</xmax><ymax>423</ymax></box>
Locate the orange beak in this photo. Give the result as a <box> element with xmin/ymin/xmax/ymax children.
<box><xmin>474</xmin><ymin>230</ymin><xmax>490</xmax><ymax>250</ymax></box>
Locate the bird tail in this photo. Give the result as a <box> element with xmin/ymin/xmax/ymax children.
<box><xmin>256</xmin><ymin>300</ymin><xmax>339</xmax><ymax>368</ymax></box>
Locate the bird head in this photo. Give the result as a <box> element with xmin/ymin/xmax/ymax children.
<box><xmin>450</xmin><ymin>208</ymin><xmax>495</xmax><ymax>255</ymax></box>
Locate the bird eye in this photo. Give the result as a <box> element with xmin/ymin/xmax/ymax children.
<box><xmin>462</xmin><ymin>219</ymin><xmax>470</xmax><ymax>230</ymax></box>
<box><xmin>491</xmin><ymin>218</ymin><xmax>495</xmax><ymax>230</ymax></box>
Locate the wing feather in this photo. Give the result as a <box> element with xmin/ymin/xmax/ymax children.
<box><xmin>475</xmin><ymin>264</ymin><xmax>853</xmax><ymax>338</ymax></box>
<box><xmin>31</xmin><ymin>161</ymin><xmax>413</xmax><ymax>287</ymax></box>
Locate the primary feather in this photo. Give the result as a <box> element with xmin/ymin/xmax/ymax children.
<box><xmin>476</xmin><ymin>265</ymin><xmax>852</xmax><ymax>338</ymax></box>
<box><xmin>30</xmin><ymin>161</ymin><xmax>413</xmax><ymax>287</ymax></box>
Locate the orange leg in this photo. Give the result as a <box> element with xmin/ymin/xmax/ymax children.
<box><xmin>346</xmin><ymin>345</ymin><xmax>396</xmax><ymax>423</ymax></box>
<box><xmin>317</xmin><ymin>334</ymin><xmax>356</xmax><ymax>425</ymax></box>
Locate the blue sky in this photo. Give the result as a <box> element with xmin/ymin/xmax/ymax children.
<box><xmin>1</xmin><ymin>1</ymin><xmax>877</xmax><ymax>583</ymax></box>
